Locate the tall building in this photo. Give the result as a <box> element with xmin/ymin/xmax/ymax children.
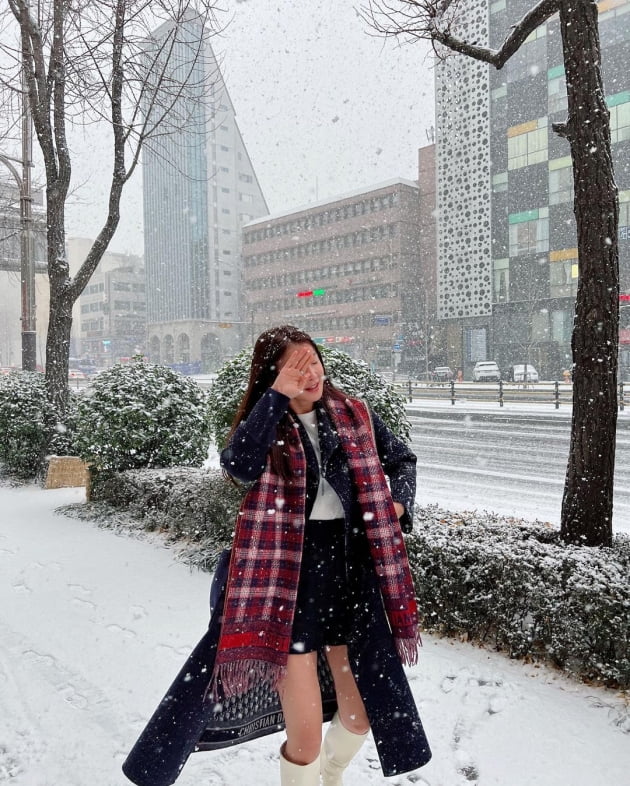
<box><xmin>143</xmin><ymin>17</ymin><xmax>268</xmax><ymax>372</ymax></box>
<box><xmin>242</xmin><ymin>179</ymin><xmax>428</xmax><ymax>373</ymax></box>
<box><xmin>435</xmin><ymin>0</ymin><xmax>630</xmax><ymax>379</ymax></box>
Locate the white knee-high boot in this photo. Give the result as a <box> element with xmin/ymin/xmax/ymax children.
<box><xmin>320</xmin><ymin>713</ymin><xmax>369</xmax><ymax>786</ymax></box>
<box><xmin>280</xmin><ymin>744</ymin><xmax>321</xmax><ymax>786</ymax></box>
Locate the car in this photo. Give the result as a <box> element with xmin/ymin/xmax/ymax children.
<box><xmin>511</xmin><ymin>364</ymin><xmax>539</xmax><ymax>383</ymax></box>
<box><xmin>68</xmin><ymin>368</ymin><xmax>87</xmax><ymax>380</ymax></box>
<box><xmin>472</xmin><ymin>361</ymin><xmax>501</xmax><ymax>382</ymax></box>
<box><xmin>433</xmin><ymin>366</ymin><xmax>453</xmax><ymax>382</ymax></box>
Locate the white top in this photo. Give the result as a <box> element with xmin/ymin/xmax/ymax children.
<box><xmin>296</xmin><ymin>410</ymin><xmax>345</xmax><ymax>520</ymax></box>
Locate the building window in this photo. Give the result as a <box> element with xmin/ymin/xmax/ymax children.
<box><xmin>493</xmin><ymin>258</ymin><xmax>509</xmax><ymax>302</ymax></box>
<box><xmin>548</xmin><ymin>66</ymin><xmax>568</xmax><ymax>114</ymax></box>
<box><xmin>239</xmin><ymin>193</ymin><xmax>254</xmax><ymax>203</ymax></box>
<box><xmin>550</xmin><ymin>254</ymin><xmax>578</xmax><ymax>299</ymax></box>
<box><xmin>491</xmin><ymin>83</ymin><xmax>507</xmax><ymax>102</ymax></box>
<box><xmin>551</xmin><ymin>309</ymin><xmax>572</xmax><ymax>344</ymax></box>
<box><xmin>549</xmin><ymin>157</ymin><xmax>574</xmax><ymax>205</ymax></box>
<box><xmin>507</xmin><ymin>119</ymin><xmax>548</xmax><ymax>170</ymax></box>
<box><xmin>599</xmin><ymin>0</ymin><xmax>630</xmax><ymax>22</ymax></box>
<box><xmin>508</xmin><ymin>208</ymin><xmax>549</xmax><ymax>256</ymax></box>
<box><xmin>492</xmin><ymin>171</ymin><xmax>508</xmax><ymax>193</ymax></box>
<box><xmin>220</xmin><ymin>145</ymin><xmax>229</xmax><ymax>152</ymax></box>
<box><xmin>239</xmin><ymin>173</ymin><xmax>253</xmax><ymax>183</ymax></box>
<box><xmin>608</xmin><ymin>93</ymin><xmax>630</xmax><ymax>143</ymax></box>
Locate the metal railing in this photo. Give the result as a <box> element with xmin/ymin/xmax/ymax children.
<box><xmin>394</xmin><ymin>379</ymin><xmax>628</xmax><ymax>411</ymax></box>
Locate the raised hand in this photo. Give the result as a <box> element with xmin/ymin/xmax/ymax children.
<box><xmin>271</xmin><ymin>346</ymin><xmax>316</xmax><ymax>400</ymax></box>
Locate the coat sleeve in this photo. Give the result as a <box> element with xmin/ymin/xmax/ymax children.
<box><xmin>371</xmin><ymin>409</ymin><xmax>417</xmax><ymax>533</ymax></box>
<box><xmin>220</xmin><ymin>388</ymin><xmax>291</xmax><ymax>483</ymax></box>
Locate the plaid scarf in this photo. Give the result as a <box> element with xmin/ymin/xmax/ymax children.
<box><xmin>208</xmin><ymin>393</ymin><xmax>420</xmax><ymax>701</ymax></box>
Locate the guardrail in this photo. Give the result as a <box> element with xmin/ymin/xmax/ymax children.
<box><xmin>392</xmin><ymin>379</ymin><xmax>628</xmax><ymax>411</ymax></box>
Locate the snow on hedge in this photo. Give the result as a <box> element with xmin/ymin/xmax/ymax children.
<box><xmin>64</xmin><ymin>470</ymin><xmax>630</xmax><ymax>690</ymax></box>
<box><xmin>0</xmin><ymin>371</ymin><xmax>76</xmax><ymax>477</ymax></box>
<box><xmin>75</xmin><ymin>359</ymin><xmax>210</xmax><ymax>472</ymax></box>
<box><xmin>406</xmin><ymin>506</ymin><xmax>630</xmax><ymax>688</ymax></box>
<box><xmin>207</xmin><ymin>345</ymin><xmax>411</xmax><ymax>449</ymax></box>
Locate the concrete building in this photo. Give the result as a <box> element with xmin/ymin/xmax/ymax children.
<box><xmin>143</xmin><ymin>18</ymin><xmax>268</xmax><ymax>372</ymax></box>
<box><xmin>435</xmin><ymin>0</ymin><xmax>630</xmax><ymax>379</ymax></box>
<box><xmin>242</xmin><ymin>179</ymin><xmax>430</xmax><ymax>373</ymax></box>
<box><xmin>74</xmin><ymin>242</ymin><xmax>145</xmax><ymax>368</ymax></box>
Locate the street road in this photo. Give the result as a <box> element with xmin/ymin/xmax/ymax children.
<box><xmin>408</xmin><ymin>407</ymin><xmax>630</xmax><ymax>533</ymax></box>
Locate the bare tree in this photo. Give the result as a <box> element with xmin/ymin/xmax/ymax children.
<box><xmin>366</xmin><ymin>0</ymin><xmax>619</xmax><ymax>546</ymax></box>
<box><xmin>0</xmin><ymin>0</ymin><xmax>219</xmax><ymax>446</ymax></box>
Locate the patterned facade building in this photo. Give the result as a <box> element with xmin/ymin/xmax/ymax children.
<box><xmin>242</xmin><ymin>179</ymin><xmax>429</xmax><ymax>373</ymax></box>
<box><xmin>435</xmin><ymin>0</ymin><xmax>630</xmax><ymax>379</ymax></box>
<box><xmin>143</xmin><ymin>18</ymin><xmax>267</xmax><ymax>372</ymax></box>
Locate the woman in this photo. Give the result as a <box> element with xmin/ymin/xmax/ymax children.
<box><xmin>212</xmin><ymin>325</ymin><xmax>431</xmax><ymax>785</ymax></box>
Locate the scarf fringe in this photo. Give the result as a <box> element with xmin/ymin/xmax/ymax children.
<box><xmin>395</xmin><ymin>629</ymin><xmax>422</xmax><ymax>667</ymax></box>
<box><xmin>206</xmin><ymin>659</ymin><xmax>286</xmax><ymax>704</ymax></box>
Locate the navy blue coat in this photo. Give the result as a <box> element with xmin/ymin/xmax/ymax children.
<box><xmin>122</xmin><ymin>391</ymin><xmax>431</xmax><ymax>785</ymax></box>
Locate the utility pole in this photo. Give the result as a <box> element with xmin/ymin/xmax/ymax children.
<box><xmin>20</xmin><ymin>5</ymin><xmax>36</xmax><ymax>371</ymax></box>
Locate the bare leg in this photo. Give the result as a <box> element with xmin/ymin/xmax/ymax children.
<box><xmin>325</xmin><ymin>645</ymin><xmax>369</xmax><ymax>734</ymax></box>
<box><xmin>278</xmin><ymin>651</ymin><xmax>323</xmax><ymax>765</ymax></box>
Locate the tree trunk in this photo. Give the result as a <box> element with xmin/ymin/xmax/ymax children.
<box><xmin>558</xmin><ymin>0</ymin><xmax>619</xmax><ymax>546</ymax></box>
<box><xmin>44</xmin><ymin>185</ymin><xmax>71</xmax><ymax>434</ymax></box>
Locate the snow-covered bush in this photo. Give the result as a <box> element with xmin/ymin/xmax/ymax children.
<box><xmin>207</xmin><ymin>345</ymin><xmax>411</xmax><ymax>449</ymax></box>
<box><xmin>0</xmin><ymin>371</ymin><xmax>51</xmax><ymax>477</ymax></box>
<box><xmin>0</xmin><ymin>370</ymin><xmax>84</xmax><ymax>478</ymax></box>
<box><xmin>75</xmin><ymin>359</ymin><xmax>210</xmax><ymax>472</ymax></box>
<box><xmin>90</xmin><ymin>466</ymin><xmax>241</xmax><ymax>569</ymax></box>
<box><xmin>407</xmin><ymin>507</ymin><xmax>630</xmax><ymax>688</ymax></box>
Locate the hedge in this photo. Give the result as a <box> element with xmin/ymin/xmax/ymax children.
<box><xmin>77</xmin><ymin>469</ymin><xmax>630</xmax><ymax>689</ymax></box>
<box><xmin>207</xmin><ymin>345</ymin><xmax>411</xmax><ymax>450</ymax></box>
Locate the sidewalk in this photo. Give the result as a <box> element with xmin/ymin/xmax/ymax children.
<box><xmin>1</xmin><ymin>483</ymin><xmax>628</xmax><ymax>785</ymax></box>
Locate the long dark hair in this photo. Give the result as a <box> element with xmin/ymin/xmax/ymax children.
<box><xmin>227</xmin><ymin>325</ymin><xmax>346</xmax><ymax>478</ymax></box>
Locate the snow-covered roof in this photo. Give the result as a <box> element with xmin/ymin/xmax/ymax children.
<box><xmin>242</xmin><ymin>178</ymin><xmax>419</xmax><ymax>228</ymax></box>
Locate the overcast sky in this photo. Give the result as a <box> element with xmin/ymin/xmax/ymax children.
<box><xmin>66</xmin><ymin>0</ymin><xmax>435</xmax><ymax>256</ymax></box>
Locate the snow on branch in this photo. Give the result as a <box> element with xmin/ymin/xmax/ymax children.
<box><xmin>365</xmin><ymin>0</ymin><xmax>561</xmax><ymax>68</ymax></box>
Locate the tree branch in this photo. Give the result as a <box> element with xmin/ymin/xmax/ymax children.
<box><xmin>366</xmin><ymin>0</ymin><xmax>561</xmax><ymax>68</ymax></box>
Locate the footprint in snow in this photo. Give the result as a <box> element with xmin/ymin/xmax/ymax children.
<box><xmin>58</xmin><ymin>682</ymin><xmax>89</xmax><ymax>710</ymax></box>
<box><xmin>68</xmin><ymin>583</ymin><xmax>93</xmax><ymax>595</ymax></box>
<box><xmin>106</xmin><ymin>623</ymin><xmax>137</xmax><ymax>639</ymax></box>
<box><xmin>72</xmin><ymin>596</ymin><xmax>96</xmax><ymax>610</ymax></box>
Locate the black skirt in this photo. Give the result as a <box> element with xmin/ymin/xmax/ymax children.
<box><xmin>290</xmin><ymin>517</ymin><xmax>349</xmax><ymax>654</ymax></box>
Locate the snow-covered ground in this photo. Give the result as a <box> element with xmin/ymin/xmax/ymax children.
<box><xmin>1</xmin><ymin>484</ymin><xmax>628</xmax><ymax>786</ymax></box>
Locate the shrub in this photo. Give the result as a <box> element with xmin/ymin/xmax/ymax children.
<box><xmin>407</xmin><ymin>506</ymin><xmax>630</xmax><ymax>688</ymax></box>
<box><xmin>207</xmin><ymin>345</ymin><xmax>411</xmax><ymax>450</ymax></box>
<box><xmin>73</xmin><ymin>470</ymin><xmax>630</xmax><ymax>688</ymax></box>
<box><xmin>89</xmin><ymin>466</ymin><xmax>241</xmax><ymax>570</ymax></box>
<box><xmin>75</xmin><ymin>359</ymin><xmax>210</xmax><ymax>473</ymax></box>
<box><xmin>0</xmin><ymin>371</ymin><xmax>51</xmax><ymax>477</ymax></box>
